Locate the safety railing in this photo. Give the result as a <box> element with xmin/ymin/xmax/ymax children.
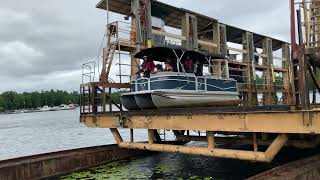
<box><xmin>82</xmin><ymin>61</ymin><xmax>96</xmax><ymax>84</ymax></box>
<box><xmin>107</xmin><ymin>21</ymin><xmax>136</xmax><ymax>45</ymax></box>
<box><xmin>298</xmin><ymin>0</ymin><xmax>320</xmax><ymax>48</ymax></box>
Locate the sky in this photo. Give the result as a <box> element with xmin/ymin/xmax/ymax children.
<box><xmin>0</xmin><ymin>0</ymin><xmax>291</xmax><ymax>93</ymax></box>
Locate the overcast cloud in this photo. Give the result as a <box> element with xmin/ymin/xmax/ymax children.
<box><xmin>0</xmin><ymin>0</ymin><xmax>290</xmax><ymax>93</ymax></box>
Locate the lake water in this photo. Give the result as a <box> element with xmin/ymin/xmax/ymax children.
<box><xmin>0</xmin><ymin>109</ymin><xmax>152</xmax><ymax>161</ymax></box>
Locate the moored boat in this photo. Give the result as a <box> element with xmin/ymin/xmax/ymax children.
<box><xmin>40</xmin><ymin>106</ymin><xmax>51</xmax><ymax>112</ymax></box>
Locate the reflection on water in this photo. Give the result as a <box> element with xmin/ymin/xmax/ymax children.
<box><xmin>61</xmin><ymin>153</ymin><xmax>258</xmax><ymax>179</ymax></box>
<box><xmin>61</xmin><ymin>146</ymin><xmax>320</xmax><ymax>180</ymax></box>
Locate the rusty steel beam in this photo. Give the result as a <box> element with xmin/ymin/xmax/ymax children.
<box><xmin>81</xmin><ymin>109</ymin><xmax>320</xmax><ymax>134</ymax></box>
<box><xmin>290</xmin><ymin>0</ymin><xmax>297</xmax><ymax>51</ymax></box>
<box><xmin>265</xmin><ymin>134</ymin><xmax>288</xmax><ymax>161</ymax></box>
<box><xmin>148</xmin><ymin>129</ymin><xmax>155</xmax><ymax>144</ymax></box>
<box><xmin>117</xmin><ymin>134</ymin><xmax>288</xmax><ymax>162</ymax></box>
<box><xmin>119</xmin><ymin>142</ymin><xmax>266</xmax><ymax>161</ymax></box>
<box><xmin>110</xmin><ymin>128</ymin><xmax>124</xmax><ymax>144</ymax></box>
<box><xmin>176</xmin><ymin>135</ymin><xmax>320</xmax><ymax>149</ymax></box>
<box><xmin>109</xmin><ymin>127</ymin><xmax>288</xmax><ymax>162</ymax></box>
<box><xmin>207</xmin><ymin>131</ymin><xmax>215</xmax><ymax>149</ymax></box>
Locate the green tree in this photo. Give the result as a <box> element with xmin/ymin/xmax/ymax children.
<box><xmin>0</xmin><ymin>96</ymin><xmax>5</xmax><ymax>112</ymax></box>
<box><xmin>2</xmin><ymin>91</ymin><xmax>17</xmax><ymax>110</ymax></box>
<box><xmin>0</xmin><ymin>90</ymin><xmax>81</xmax><ymax>111</ymax></box>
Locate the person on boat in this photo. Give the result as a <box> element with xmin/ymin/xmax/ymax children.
<box><xmin>144</xmin><ymin>57</ymin><xmax>156</xmax><ymax>77</ymax></box>
<box><xmin>171</xmin><ymin>61</ymin><xmax>178</xmax><ymax>72</ymax></box>
<box><xmin>154</xmin><ymin>64</ymin><xmax>163</xmax><ymax>72</ymax></box>
<box><xmin>137</xmin><ymin>56</ymin><xmax>155</xmax><ymax>78</ymax></box>
<box><xmin>194</xmin><ymin>60</ymin><xmax>203</xmax><ymax>76</ymax></box>
<box><xmin>183</xmin><ymin>56</ymin><xmax>194</xmax><ymax>73</ymax></box>
<box><xmin>164</xmin><ymin>61</ymin><xmax>173</xmax><ymax>72</ymax></box>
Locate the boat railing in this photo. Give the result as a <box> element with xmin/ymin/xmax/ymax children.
<box><xmin>133</xmin><ymin>72</ymin><xmax>238</xmax><ymax>92</ymax></box>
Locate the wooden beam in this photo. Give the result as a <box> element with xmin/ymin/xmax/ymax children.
<box><xmin>212</xmin><ymin>22</ymin><xmax>220</xmax><ymax>54</ymax></box>
<box><xmin>262</xmin><ymin>38</ymin><xmax>274</xmax><ymax>106</ymax></box>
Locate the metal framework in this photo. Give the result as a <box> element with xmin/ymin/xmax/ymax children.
<box><xmin>79</xmin><ymin>0</ymin><xmax>320</xmax><ymax>162</ymax></box>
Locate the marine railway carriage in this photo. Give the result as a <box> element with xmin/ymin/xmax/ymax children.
<box><xmin>80</xmin><ymin>0</ymin><xmax>320</xmax><ymax>162</ymax></box>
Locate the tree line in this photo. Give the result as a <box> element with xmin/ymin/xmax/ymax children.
<box><xmin>0</xmin><ymin>90</ymin><xmax>80</xmax><ymax>111</ymax></box>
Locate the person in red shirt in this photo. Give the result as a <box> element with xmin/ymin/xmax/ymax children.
<box><xmin>141</xmin><ymin>56</ymin><xmax>155</xmax><ymax>78</ymax></box>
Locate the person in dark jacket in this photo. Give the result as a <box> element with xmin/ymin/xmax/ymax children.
<box><xmin>194</xmin><ymin>60</ymin><xmax>203</xmax><ymax>76</ymax></box>
<box><xmin>183</xmin><ymin>56</ymin><xmax>194</xmax><ymax>73</ymax></box>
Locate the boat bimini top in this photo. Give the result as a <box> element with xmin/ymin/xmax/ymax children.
<box><xmin>134</xmin><ymin>46</ymin><xmax>226</xmax><ymax>74</ymax></box>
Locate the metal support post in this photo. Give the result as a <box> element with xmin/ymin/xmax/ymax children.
<box><xmin>207</xmin><ymin>131</ymin><xmax>215</xmax><ymax>149</ymax></box>
<box><xmin>148</xmin><ymin>129</ymin><xmax>155</xmax><ymax>144</ymax></box>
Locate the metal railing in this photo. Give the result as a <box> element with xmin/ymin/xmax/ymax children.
<box><xmin>104</xmin><ymin>21</ymin><xmax>136</xmax><ymax>83</ymax></box>
<box><xmin>107</xmin><ymin>21</ymin><xmax>135</xmax><ymax>44</ymax></box>
<box><xmin>82</xmin><ymin>61</ymin><xmax>96</xmax><ymax>84</ymax></box>
<box><xmin>298</xmin><ymin>0</ymin><xmax>320</xmax><ymax>48</ymax></box>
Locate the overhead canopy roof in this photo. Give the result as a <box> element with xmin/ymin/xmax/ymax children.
<box><xmin>134</xmin><ymin>46</ymin><xmax>221</xmax><ymax>64</ymax></box>
<box><xmin>96</xmin><ymin>0</ymin><xmax>288</xmax><ymax>50</ymax></box>
<box><xmin>96</xmin><ymin>0</ymin><xmax>217</xmax><ymax>30</ymax></box>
